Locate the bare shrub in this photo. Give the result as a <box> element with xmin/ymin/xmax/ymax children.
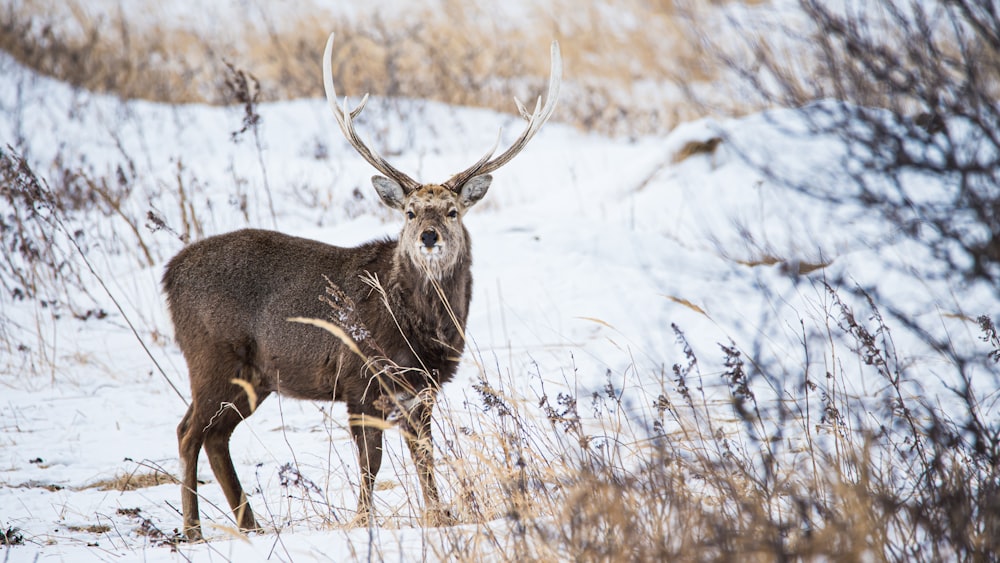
<box><xmin>0</xmin><ymin>147</ymin><xmax>87</xmax><ymax>305</ymax></box>
<box><xmin>0</xmin><ymin>146</ymin><xmax>156</xmax><ymax>306</ymax></box>
<box><xmin>693</xmin><ymin>0</ymin><xmax>1000</xmax><ymax>377</ymax></box>
<box><xmin>717</xmin><ymin>1</ymin><xmax>1000</xmax><ymax>287</ymax></box>
<box><xmin>432</xmin><ymin>292</ymin><xmax>999</xmax><ymax>560</ymax></box>
<box><xmin>222</xmin><ymin>61</ymin><xmax>276</xmax><ymax>227</ymax></box>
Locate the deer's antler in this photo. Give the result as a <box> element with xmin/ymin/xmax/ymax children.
<box><xmin>444</xmin><ymin>41</ymin><xmax>562</xmax><ymax>191</ymax></box>
<box><xmin>324</xmin><ymin>33</ymin><xmax>561</xmax><ymax>193</ymax></box>
<box><xmin>323</xmin><ymin>33</ymin><xmax>420</xmax><ymax>193</ymax></box>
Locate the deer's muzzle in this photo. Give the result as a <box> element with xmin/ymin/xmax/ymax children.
<box><xmin>421</xmin><ymin>229</ymin><xmax>439</xmax><ymax>249</ymax></box>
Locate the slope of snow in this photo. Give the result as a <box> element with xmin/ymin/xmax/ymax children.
<box><xmin>0</xmin><ymin>39</ymin><xmax>996</xmax><ymax>560</ymax></box>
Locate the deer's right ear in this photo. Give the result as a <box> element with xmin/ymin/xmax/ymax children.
<box><xmin>372</xmin><ymin>175</ymin><xmax>407</xmax><ymax>210</ymax></box>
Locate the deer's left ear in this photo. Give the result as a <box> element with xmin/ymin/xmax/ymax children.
<box><xmin>458</xmin><ymin>175</ymin><xmax>492</xmax><ymax>208</ymax></box>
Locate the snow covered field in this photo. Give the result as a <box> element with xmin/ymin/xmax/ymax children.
<box><xmin>2</xmin><ymin>3</ymin><xmax>998</xmax><ymax>560</ymax></box>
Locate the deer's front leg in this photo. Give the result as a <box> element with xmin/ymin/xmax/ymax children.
<box><xmin>401</xmin><ymin>394</ymin><xmax>454</xmax><ymax>526</ymax></box>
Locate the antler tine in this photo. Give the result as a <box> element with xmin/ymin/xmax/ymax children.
<box><xmin>443</xmin><ymin>129</ymin><xmax>503</xmax><ymax>190</ymax></box>
<box><xmin>323</xmin><ymin>33</ymin><xmax>420</xmax><ymax>192</ymax></box>
<box><xmin>445</xmin><ymin>41</ymin><xmax>562</xmax><ymax>192</ymax></box>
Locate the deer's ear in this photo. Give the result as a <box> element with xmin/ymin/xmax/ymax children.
<box><xmin>458</xmin><ymin>175</ymin><xmax>492</xmax><ymax>208</ymax></box>
<box><xmin>372</xmin><ymin>175</ymin><xmax>406</xmax><ymax>210</ymax></box>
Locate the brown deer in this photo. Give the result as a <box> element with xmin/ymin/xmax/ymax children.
<box><xmin>163</xmin><ymin>33</ymin><xmax>561</xmax><ymax>540</ymax></box>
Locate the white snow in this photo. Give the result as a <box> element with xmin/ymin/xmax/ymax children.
<box><xmin>1</xmin><ymin>14</ymin><xmax>997</xmax><ymax>560</ymax></box>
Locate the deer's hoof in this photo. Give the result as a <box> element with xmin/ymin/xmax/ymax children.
<box><xmin>423</xmin><ymin>507</ymin><xmax>458</xmax><ymax>527</ymax></box>
<box><xmin>182</xmin><ymin>524</ymin><xmax>205</xmax><ymax>543</ymax></box>
<box><xmin>349</xmin><ymin>511</ymin><xmax>373</xmax><ymax>528</ymax></box>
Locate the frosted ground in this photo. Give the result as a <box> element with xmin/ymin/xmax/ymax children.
<box><xmin>2</xmin><ymin>3</ymin><xmax>998</xmax><ymax>562</ymax></box>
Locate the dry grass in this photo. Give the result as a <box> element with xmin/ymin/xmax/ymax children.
<box><xmin>86</xmin><ymin>470</ymin><xmax>176</xmax><ymax>492</ymax></box>
<box><xmin>0</xmin><ymin>0</ymin><xmax>763</xmax><ymax>136</ymax></box>
<box><xmin>66</xmin><ymin>524</ymin><xmax>111</xmax><ymax>534</ymax></box>
<box><xmin>734</xmin><ymin>254</ymin><xmax>832</xmax><ymax>275</ymax></box>
<box><xmin>408</xmin><ymin>303</ymin><xmax>1000</xmax><ymax>561</ymax></box>
<box><xmin>201</xmin><ymin>297</ymin><xmax>989</xmax><ymax>559</ymax></box>
<box><xmin>672</xmin><ymin>137</ymin><xmax>724</xmax><ymax>163</ymax></box>
<box><xmin>0</xmin><ymin>3</ymin><xmax>216</xmax><ymax>104</ymax></box>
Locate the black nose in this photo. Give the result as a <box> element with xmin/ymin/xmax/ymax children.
<box><xmin>421</xmin><ymin>229</ymin><xmax>439</xmax><ymax>248</ymax></box>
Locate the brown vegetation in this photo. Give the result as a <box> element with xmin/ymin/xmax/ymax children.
<box><xmin>87</xmin><ymin>470</ymin><xmax>176</xmax><ymax>492</ymax></box>
<box><xmin>0</xmin><ymin>0</ymin><xmax>760</xmax><ymax>135</ymax></box>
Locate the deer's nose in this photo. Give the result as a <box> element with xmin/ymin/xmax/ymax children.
<box><xmin>421</xmin><ymin>229</ymin><xmax>439</xmax><ymax>248</ymax></box>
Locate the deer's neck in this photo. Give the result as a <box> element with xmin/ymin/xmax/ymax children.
<box><xmin>391</xmin><ymin>245</ymin><xmax>471</xmax><ymax>302</ymax></box>
<box><xmin>386</xmin><ymin>245</ymin><xmax>472</xmax><ymax>346</ymax></box>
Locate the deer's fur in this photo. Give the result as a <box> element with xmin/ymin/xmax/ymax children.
<box><xmin>164</xmin><ymin>33</ymin><xmax>559</xmax><ymax>540</ymax></box>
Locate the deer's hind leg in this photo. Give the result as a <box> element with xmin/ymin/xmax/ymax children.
<box><xmin>178</xmin><ymin>403</ymin><xmax>206</xmax><ymax>540</ymax></box>
<box><xmin>348</xmin><ymin>401</ymin><xmax>385</xmax><ymax>525</ymax></box>
<box><xmin>179</xmin><ymin>351</ymin><xmax>269</xmax><ymax>539</ymax></box>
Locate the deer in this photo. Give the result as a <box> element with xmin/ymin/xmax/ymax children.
<box><xmin>162</xmin><ymin>33</ymin><xmax>561</xmax><ymax>541</ymax></box>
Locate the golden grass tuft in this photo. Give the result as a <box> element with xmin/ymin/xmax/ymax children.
<box><xmin>735</xmin><ymin>254</ymin><xmax>833</xmax><ymax>275</ymax></box>
<box><xmin>672</xmin><ymin>137</ymin><xmax>724</xmax><ymax>163</ymax></box>
<box><xmin>87</xmin><ymin>470</ymin><xmax>176</xmax><ymax>492</ymax></box>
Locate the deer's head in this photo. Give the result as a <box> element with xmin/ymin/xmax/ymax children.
<box><xmin>323</xmin><ymin>34</ymin><xmax>561</xmax><ymax>279</ymax></box>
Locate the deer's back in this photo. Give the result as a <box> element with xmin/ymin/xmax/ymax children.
<box><xmin>163</xmin><ymin>228</ymin><xmax>395</xmax><ymax>399</ymax></box>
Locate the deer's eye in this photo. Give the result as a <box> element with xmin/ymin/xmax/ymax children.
<box><xmin>406</xmin><ymin>211</ymin><xmax>416</xmax><ymax>220</ymax></box>
<box><xmin>447</xmin><ymin>209</ymin><xmax>458</xmax><ymax>218</ymax></box>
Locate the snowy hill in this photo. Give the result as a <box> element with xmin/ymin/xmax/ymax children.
<box><xmin>1</xmin><ymin>17</ymin><xmax>997</xmax><ymax>558</ymax></box>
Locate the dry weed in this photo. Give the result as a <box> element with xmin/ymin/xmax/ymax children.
<box><xmin>2</xmin><ymin>0</ymin><xmax>760</xmax><ymax>136</ymax></box>
<box><xmin>408</xmin><ymin>297</ymin><xmax>1000</xmax><ymax>561</ymax></box>
<box><xmin>87</xmin><ymin>470</ymin><xmax>176</xmax><ymax>492</ymax></box>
